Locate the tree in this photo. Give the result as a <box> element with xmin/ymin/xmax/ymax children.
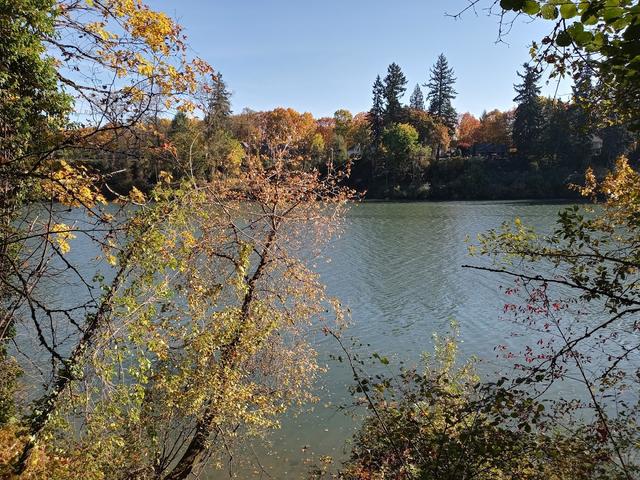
<box><xmin>230</xmin><ymin>107</ymin><xmax>263</xmax><ymax>159</ymax></box>
<box><xmin>1</xmin><ymin>0</ymin><xmax>213</xmax><ymax>473</ymax></box>
<box><xmin>424</xmin><ymin>54</ymin><xmax>458</xmax><ymax>132</ymax></box>
<box><xmin>330</xmin><ymin>133</ymin><xmax>349</xmax><ymax>167</ymax></box>
<box><xmin>333</xmin><ymin>109</ymin><xmax>353</xmax><ymax>141</ymax></box>
<box><xmin>349</xmin><ymin>112</ymin><xmax>372</xmax><ymax>154</ymax></box>
<box><xmin>475</xmin><ymin>109</ymin><xmax>512</xmax><ymax>146</ymax></box>
<box><xmin>203</xmin><ymin>72</ymin><xmax>232</xmax><ymax>136</ymax></box>
<box><xmin>496</xmin><ymin>0</ymin><xmax>640</xmax><ymax>129</ymax></box>
<box><xmin>325</xmin><ymin>328</ymin><xmax>624</xmax><ymax>480</ymax></box>
<box><xmin>199</xmin><ymin>73</ymin><xmax>238</xmax><ymax>178</ymax></box>
<box><xmin>567</xmin><ymin>63</ymin><xmax>595</xmax><ymax>169</ymax></box>
<box><xmin>409</xmin><ymin>84</ymin><xmax>425</xmax><ymax>110</ymax></box>
<box><xmin>599</xmin><ymin>124</ymin><xmax>634</xmax><ymax>167</ymax></box>
<box><xmin>369</xmin><ymin>75</ymin><xmax>385</xmax><ymax>149</ymax></box>
<box><xmin>382</xmin><ymin>123</ymin><xmax>428</xmax><ymax>183</ymax></box>
<box><xmin>259</xmin><ymin>108</ymin><xmax>316</xmax><ymax>166</ymax></box>
<box><xmin>309</xmin><ymin>132</ymin><xmax>326</xmax><ymax>169</ymax></box>
<box><xmin>0</xmin><ymin>0</ymin><xmax>71</xmax><ymax>438</ymax></box>
<box><xmin>457</xmin><ymin>113</ymin><xmax>481</xmax><ymax>152</ymax></box>
<box><xmin>538</xmin><ymin>99</ymin><xmax>573</xmax><ymax>167</ymax></box>
<box><xmin>383</xmin><ymin>63</ymin><xmax>408</xmax><ymax>124</ymax></box>
<box><xmin>447</xmin><ymin>4</ymin><xmax>640</xmax><ymax>476</ymax></box>
<box><xmin>451</xmin><ymin>1</ymin><xmax>640</xmax><ymax>127</ymax></box>
<box><xmin>166</xmin><ymin>111</ymin><xmax>206</xmax><ymax>177</ymax></box>
<box><xmin>404</xmin><ymin>108</ymin><xmax>439</xmax><ymax>153</ymax></box>
<box><xmin>512</xmin><ymin>63</ymin><xmax>543</xmax><ymax>158</ymax></box>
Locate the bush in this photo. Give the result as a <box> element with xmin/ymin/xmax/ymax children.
<box><xmin>312</xmin><ymin>327</ymin><xmax>635</xmax><ymax>480</ymax></box>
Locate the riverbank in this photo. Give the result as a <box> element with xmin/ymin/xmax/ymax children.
<box><xmin>349</xmin><ymin>155</ymin><xmax>594</xmax><ymax>201</ymax></box>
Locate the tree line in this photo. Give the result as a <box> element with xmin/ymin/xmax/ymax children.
<box><xmin>90</xmin><ymin>54</ymin><xmax>639</xmax><ymax>201</ymax></box>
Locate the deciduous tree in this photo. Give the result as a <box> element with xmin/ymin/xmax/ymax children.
<box><xmin>457</xmin><ymin>112</ymin><xmax>481</xmax><ymax>152</ymax></box>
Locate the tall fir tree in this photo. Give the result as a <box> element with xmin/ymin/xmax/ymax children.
<box><xmin>202</xmin><ymin>73</ymin><xmax>235</xmax><ymax>179</ymax></box>
<box><xmin>369</xmin><ymin>75</ymin><xmax>385</xmax><ymax>148</ymax></box>
<box><xmin>540</xmin><ymin>99</ymin><xmax>573</xmax><ymax>166</ymax></box>
<box><xmin>568</xmin><ymin>62</ymin><xmax>595</xmax><ymax>169</ymax></box>
<box><xmin>382</xmin><ymin>63</ymin><xmax>407</xmax><ymax>124</ymax></box>
<box><xmin>424</xmin><ymin>54</ymin><xmax>457</xmax><ymax>132</ymax></box>
<box><xmin>512</xmin><ymin>63</ymin><xmax>543</xmax><ymax>158</ymax></box>
<box><xmin>409</xmin><ymin>84</ymin><xmax>425</xmax><ymax>110</ymax></box>
<box><xmin>572</xmin><ymin>61</ymin><xmax>594</xmax><ymax>106</ymax></box>
<box><xmin>204</xmin><ymin>73</ymin><xmax>232</xmax><ymax>137</ymax></box>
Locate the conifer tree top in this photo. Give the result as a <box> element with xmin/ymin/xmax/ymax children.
<box><xmin>424</xmin><ymin>54</ymin><xmax>458</xmax><ymax>131</ymax></box>
<box><xmin>409</xmin><ymin>84</ymin><xmax>425</xmax><ymax>111</ymax></box>
<box><xmin>513</xmin><ymin>63</ymin><xmax>542</xmax><ymax>104</ymax></box>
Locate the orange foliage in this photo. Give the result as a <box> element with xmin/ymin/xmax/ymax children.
<box><xmin>475</xmin><ymin>109</ymin><xmax>513</xmax><ymax>146</ymax></box>
<box><xmin>259</xmin><ymin>108</ymin><xmax>316</xmax><ymax>163</ymax></box>
<box><xmin>457</xmin><ymin>112</ymin><xmax>481</xmax><ymax>150</ymax></box>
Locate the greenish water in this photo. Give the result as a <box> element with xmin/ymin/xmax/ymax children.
<box><xmin>212</xmin><ymin>200</ymin><xmax>569</xmax><ymax>479</ymax></box>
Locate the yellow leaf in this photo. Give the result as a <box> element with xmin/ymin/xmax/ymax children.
<box><xmin>50</xmin><ymin>223</ymin><xmax>76</xmax><ymax>254</ymax></box>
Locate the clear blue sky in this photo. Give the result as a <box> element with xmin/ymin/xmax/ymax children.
<box><xmin>153</xmin><ymin>0</ymin><xmax>571</xmax><ymax>118</ymax></box>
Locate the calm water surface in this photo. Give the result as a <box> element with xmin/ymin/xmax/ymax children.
<box><xmin>213</xmin><ymin>201</ymin><xmax>568</xmax><ymax>478</ymax></box>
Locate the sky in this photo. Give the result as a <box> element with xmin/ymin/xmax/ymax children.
<box><xmin>151</xmin><ymin>0</ymin><xmax>572</xmax><ymax>118</ymax></box>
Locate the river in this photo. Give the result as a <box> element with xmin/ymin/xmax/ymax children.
<box><xmin>207</xmin><ymin>200</ymin><xmax>570</xmax><ymax>478</ymax></box>
<box><xmin>15</xmin><ymin>200</ymin><xmax>574</xmax><ymax>477</ymax></box>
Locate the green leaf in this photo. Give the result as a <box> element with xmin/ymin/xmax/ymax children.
<box><xmin>501</xmin><ymin>0</ymin><xmax>526</xmax><ymax>10</ymax></box>
<box><xmin>556</xmin><ymin>30</ymin><xmax>573</xmax><ymax>46</ymax></box>
<box><xmin>592</xmin><ymin>31</ymin><xmax>605</xmax><ymax>47</ymax></box>
<box><xmin>573</xmin><ymin>29</ymin><xmax>594</xmax><ymax>45</ymax></box>
<box><xmin>541</xmin><ymin>4</ymin><xmax>559</xmax><ymax>19</ymax></box>
<box><xmin>577</xmin><ymin>1</ymin><xmax>590</xmax><ymax>13</ymax></box>
<box><xmin>603</xmin><ymin>6</ymin><xmax>624</xmax><ymax>22</ymax></box>
<box><xmin>560</xmin><ymin>2</ymin><xmax>578</xmax><ymax>18</ymax></box>
<box><xmin>522</xmin><ymin>0</ymin><xmax>541</xmax><ymax>15</ymax></box>
<box><xmin>500</xmin><ymin>0</ymin><xmax>516</xmax><ymax>10</ymax></box>
<box><xmin>567</xmin><ymin>22</ymin><xmax>593</xmax><ymax>45</ymax></box>
<box><xmin>583</xmin><ymin>15</ymin><xmax>598</xmax><ymax>25</ymax></box>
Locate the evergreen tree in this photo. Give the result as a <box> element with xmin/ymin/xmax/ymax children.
<box><xmin>382</xmin><ymin>63</ymin><xmax>408</xmax><ymax>124</ymax></box>
<box><xmin>369</xmin><ymin>75</ymin><xmax>385</xmax><ymax>148</ymax></box>
<box><xmin>409</xmin><ymin>84</ymin><xmax>425</xmax><ymax>110</ymax></box>
<box><xmin>169</xmin><ymin>111</ymin><xmax>189</xmax><ymax>137</ymax></box>
<box><xmin>567</xmin><ymin>63</ymin><xmax>595</xmax><ymax>169</ymax></box>
<box><xmin>424</xmin><ymin>54</ymin><xmax>457</xmax><ymax>132</ymax></box>
<box><xmin>599</xmin><ymin>124</ymin><xmax>633</xmax><ymax>167</ymax></box>
<box><xmin>540</xmin><ymin>99</ymin><xmax>573</xmax><ymax>166</ymax></box>
<box><xmin>201</xmin><ymin>73</ymin><xmax>236</xmax><ymax>179</ymax></box>
<box><xmin>572</xmin><ymin>61</ymin><xmax>593</xmax><ymax>107</ymax></box>
<box><xmin>512</xmin><ymin>63</ymin><xmax>543</xmax><ymax>158</ymax></box>
<box><xmin>204</xmin><ymin>73</ymin><xmax>232</xmax><ymax>137</ymax></box>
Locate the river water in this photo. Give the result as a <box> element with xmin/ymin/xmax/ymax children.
<box><xmin>210</xmin><ymin>200</ymin><xmax>570</xmax><ymax>478</ymax></box>
<box><xmin>17</xmin><ymin>200</ymin><xmax>573</xmax><ymax>477</ymax></box>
